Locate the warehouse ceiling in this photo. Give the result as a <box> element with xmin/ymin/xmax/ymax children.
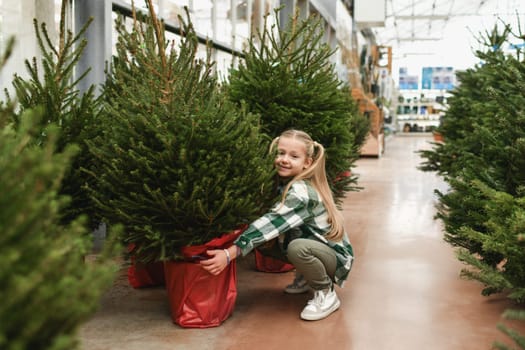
<box><xmin>371</xmin><ymin>0</ymin><xmax>525</xmax><ymax>69</ymax></box>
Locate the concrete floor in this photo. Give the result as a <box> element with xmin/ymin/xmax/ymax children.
<box><xmin>79</xmin><ymin>135</ymin><xmax>524</xmax><ymax>350</ymax></box>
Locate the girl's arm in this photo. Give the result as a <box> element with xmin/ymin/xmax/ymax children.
<box><xmin>201</xmin><ymin>184</ymin><xmax>314</xmax><ymax>275</ymax></box>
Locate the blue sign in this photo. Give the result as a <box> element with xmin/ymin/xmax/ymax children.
<box><xmin>398</xmin><ymin>67</ymin><xmax>418</xmax><ymax>90</ymax></box>
<box><xmin>421</xmin><ymin>66</ymin><xmax>454</xmax><ymax>90</ymax></box>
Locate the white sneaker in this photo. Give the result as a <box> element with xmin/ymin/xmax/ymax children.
<box><xmin>284</xmin><ymin>273</ymin><xmax>310</xmax><ymax>294</ymax></box>
<box><xmin>300</xmin><ymin>287</ymin><xmax>340</xmax><ymax>321</ymax></box>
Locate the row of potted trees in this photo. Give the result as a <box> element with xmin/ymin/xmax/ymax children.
<box><xmin>419</xmin><ymin>22</ymin><xmax>525</xmax><ymax>348</ymax></box>
<box><xmin>3</xmin><ymin>0</ymin><xmax>369</xmax><ymax>333</ymax></box>
<box><xmin>86</xmin><ymin>2</ymin><xmax>368</xmax><ymax>328</ymax></box>
<box><xmin>86</xmin><ymin>4</ymin><xmax>277</xmax><ymax>327</ymax></box>
<box><xmin>0</xmin><ymin>1</ymin><xmax>121</xmax><ymax>348</ymax></box>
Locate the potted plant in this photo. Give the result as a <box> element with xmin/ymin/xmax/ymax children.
<box><xmin>226</xmin><ymin>10</ymin><xmax>369</xmax><ymax>271</ymax></box>
<box><xmin>227</xmin><ymin>11</ymin><xmax>369</xmax><ymax>205</ymax></box>
<box><xmin>432</xmin><ymin>130</ymin><xmax>444</xmax><ymax>142</ymax></box>
<box><xmin>0</xmin><ymin>39</ymin><xmax>120</xmax><ymax>348</ymax></box>
<box><xmin>7</xmin><ymin>2</ymin><xmax>103</xmax><ymax>231</ymax></box>
<box><xmin>86</xmin><ymin>3</ymin><xmax>275</xmax><ymax>327</ymax></box>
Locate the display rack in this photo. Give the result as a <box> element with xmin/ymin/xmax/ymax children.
<box><xmin>395</xmin><ymin>91</ymin><xmax>446</xmax><ymax>134</ymax></box>
<box><xmin>352</xmin><ymin>88</ymin><xmax>384</xmax><ymax>157</ymax></box>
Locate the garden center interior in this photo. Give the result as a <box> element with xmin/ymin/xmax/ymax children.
<box><xmin>2</xmin><ymin>0</ymin><xmax>524</xmax><ymax>153</ymax></box>
<box><xmin>2</xmin><ymin>1</ymin><xmax>525</xmax><ymax>349</ymax></box>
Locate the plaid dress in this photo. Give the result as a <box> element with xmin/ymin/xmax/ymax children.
<box><xmin>234</xmin><ymin>179</ymin><xmax>354</xmax><ymax>287</ymax></box>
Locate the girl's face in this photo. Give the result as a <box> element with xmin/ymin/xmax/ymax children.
<box><xmin>274</xmin><ymin>136</ymin><xmax>313</xmax><ymax>179</ymax></box>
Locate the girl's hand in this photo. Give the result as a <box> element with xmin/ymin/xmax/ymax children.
<box><xmin>199</xmin><ymin>249</ymin><xmax>229</xmax><ymax>275</ymax></box>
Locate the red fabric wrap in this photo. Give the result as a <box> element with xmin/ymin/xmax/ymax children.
<box><xmin>164</xmin><ymin>260</ymin><xmax>237</xmax><ymax>328</ymax></box>
<box><xmin>254</xmin><ymin>249</ymin><xmax>294</xmax><ymax>273</ymax></box>
<box><xmin>334</xmin><ymin>170</ymin><xmax>351</xmax><ymax>183</ymax></box>
<box><xmin>127</xmin><ymin>261</ymin><xmax>165</xmax><ymax>288</ymax></box>
<box><xmin>127</xmin><ymin>244</ymin><xmax>165</xmax><ymax>288</ymax></box>
<box><xmin>165</xmin><ymin>227</ymin><xmax>245</xmax><ymax>328</ymax></box>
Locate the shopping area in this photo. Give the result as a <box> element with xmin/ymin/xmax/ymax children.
<box><xmin>1</xmin><ymin>1</ymin><xmax>525</xmax><ymax>349</ymax></box>
<box><xmin>79</xmin><ymin>135</ymin><xmax>522</xmax><ymax>349</ymax></box>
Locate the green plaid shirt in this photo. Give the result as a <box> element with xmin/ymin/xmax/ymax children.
<box><xmin>235</xmin><ymin>180</ymin><xmax>354</xmax><ymax>287</ymax></box>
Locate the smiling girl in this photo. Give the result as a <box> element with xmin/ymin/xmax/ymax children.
<box><xmin>200</xmin><ymin>129</ymin><xmax>354</xmax><ymax>321</ymax></box>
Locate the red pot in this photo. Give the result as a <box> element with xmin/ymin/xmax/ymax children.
<box><xmin>254</xmin><ymin>249</ymin><xmax>294</xmax><ymax>273</ymax></box>
<box><xmin>127</xmin><ymin>244</ymin><xmax>165</xmax><ymax>288</ymax></box>
<box><xmin>128</xmin><ymin>261</ymin><xmax>165</xmax><ymax>288</ymax></box>
<box><xmin>165</xmin><ymin>227</ymin><xmax>245</xmax><ymax>328</ymax></box>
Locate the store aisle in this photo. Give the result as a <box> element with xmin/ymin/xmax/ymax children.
<box><xmin>79</xmin><ymin>135</ymin><xmax>521</xmax><ymax>350</ymax></box>
<box><xmin>336</xmin><ymin>135</ymin><xmax>520</xmax><ymax>349</ymax></box>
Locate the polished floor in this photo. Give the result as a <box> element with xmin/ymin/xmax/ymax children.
<box><xmin>79</xmin><ymin>135</ymin><xmax>524</xmax><ymax>350</ymax></box>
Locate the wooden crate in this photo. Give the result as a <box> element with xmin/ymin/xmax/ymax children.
<box><xmin>351</xmin><ymin>88</ymin><xmax>384</xmax><ymax>157</ymax></box>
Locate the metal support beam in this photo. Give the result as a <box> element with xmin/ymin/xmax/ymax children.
<box><xmin>394</xmin><ymin>15</ymin><xmax>449</xmax><ymax>20</ymax></box>
<box><xmin>397</xmin><ymin>37</ymin><xmax>442</xmax><ymax>41</ymax></box>
<box><xmin>279</xmin><ymin>0</ymin><xmax>294</xmax><ymax>27</ymax></box>
<box><xmin>74</xmin><ymin>0</ymin><xmax>112</xmax><ymax>96</ymax></box>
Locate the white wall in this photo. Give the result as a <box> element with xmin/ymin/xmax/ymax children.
<box><xmin>0</xmin><ymin>0</ymin><xmax>56</xmax><ymax>94</ymax></box>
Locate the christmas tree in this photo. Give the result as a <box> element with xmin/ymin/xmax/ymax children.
<box><xmin>6</xmin><ymin>1</ymin><xmax>102</xmax><ymax>228</ymax></box>
<box><xmin>419</xmin><ymin>24</ymin><xmax>525</xmax><ymax>187</ymax></box>
<box><xmin>419</xmin><ymin>22</ymin><xmax>525</xmax><ymax>303</ymax></box>
<box><xmin>0</xmin><ymin>4</ymin><xmax>120</xmax><ymax>347</ymax></box>
<box><xmin>86</xmin><ymin>3</ymin><xmax>275</xmax><ymax>262</ymax></box>
<box><xmin>226</xmin><ymin>10</ymin><xmax>369</xmax><ymax>204</ymax></box>
<box><xmin>0</xmin><ymin>101</ymin><xmax>119</xmax><ymax>350</ymax></box>
<box><xmin>494</xmin><ymin>309</ymin><xmax>525</xmax><ymax>350</ymax></box>
<box><xmin>454</xmin><ymin>181</ymin><xmax>525</xmax><ymax>300</ymax></box>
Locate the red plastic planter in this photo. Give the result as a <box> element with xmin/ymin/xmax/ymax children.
<box><xmin>127</xmin><ymin>244</ymin><xmax>165</xmax><ymax>288</ymax></box>
<box><xmin>164</xmin><ymin>259</ymin><xmax>237</xmax><ymax>328</ymax></box>
<box><xmin>334</xmin><ymin>170</ymin><xmax>351</xmax><ymax>183</ymax></box>
<box><xmin>254</xmin><ymin>249</ymin><xmax>294</xmax><ymax>273</ymax></box>
<box><xmin>128</xmin><ymin>260</ymin><xmax>165</xmax><ymax>288</ymax></box>
<box><xmin>164</xmin><ymin>227</ymin><xmax>245</xmax><ymax>328</ymax></box>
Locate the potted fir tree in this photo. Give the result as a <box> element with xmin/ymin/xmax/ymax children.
<box><xmin>419</xmin><ymin>24</ymin><xmax>525</xmax><ymax>306</ymax></box>
<box><xmin>226</xmin><ymin>10</ymin><xmax>369</xmax><ymax>271</ymax></box>
<box><xmin>227</xmin><ymin>10</ymin><xmax>369</xmax><ymax>203</ymax></box>
<box><xmin>86</xmin><ymin>3</ymin><xmax>275</xmax><ymax>327</ymax></box>
<box><xmin>7</xmin><ymin>1</ymin><xmax>103</xmax><ymax>230</ymax></box>
<box><xmin>0</xmin><ymin>40</ymin><xmax>119</xmax><ymax>349</ymax></box>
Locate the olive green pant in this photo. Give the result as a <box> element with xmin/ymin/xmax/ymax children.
<box><xmin>256</xmin><ymin>237</ymin><xmax>337</xmax><ymax>291</ymax></box>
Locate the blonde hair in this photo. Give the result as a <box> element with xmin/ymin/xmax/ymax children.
<box><xmin>270</xmin><ymin>129</ymin><xmax>344</xmax><ymax>241</ymax></box>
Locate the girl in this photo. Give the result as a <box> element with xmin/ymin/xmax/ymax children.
<box><xmin>200</xmin><ymin>129</ymin><xmax>354</xmax><ymax>321</ymax></box>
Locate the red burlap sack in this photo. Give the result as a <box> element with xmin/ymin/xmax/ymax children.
<box><xmin>334</xmin><ymin>170</ymin><xmax>351</xmax><ymax>183</ymax></box>
<box><xmin>127</xmin><ymin>261</ymin><xmax>165</xmax><ymax>288</ymax></box>
<box><xmin>165</xmin><ymin>228</ymin><xmax>245</xmax><ymax>328</ymax></box>
<box><xmin>164</xmin><ymin>260</ymin><xmax>237</xmax><ymax>328</ymax></box>
<box><xmin>127</xmin><ymin>244</ymin><xmax>165</xmax><ymax>288</ymax></box>
<box><xmin>254</xmin><ymin>249</ymin><xmax>294</xmax><ymax>273</ymax></box>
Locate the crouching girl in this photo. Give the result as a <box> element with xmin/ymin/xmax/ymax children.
<box><xmin>201</xmin><ymin>129</ymin><xmax>354</xmax><ymax>321</ymax></box>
